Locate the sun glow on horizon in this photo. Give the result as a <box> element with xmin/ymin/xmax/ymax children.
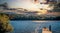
<box><xmin>9</xmin><ymin>0</ymin><xmax>54</xmax><ymax>15</ymax></box>
<box><xmin>19</xmin><ymin>0</ymin><xmax>54</xmax><ymax>15</ymax></box>
<box><xmin>9</xmin><ymin>0</ymin><xmax>54</xmax><ymax>11</ymax></box>
<box><xmin>20</xmin><ymin>0</ymin><xmax>53</xmax><ymax>11</ymax></box>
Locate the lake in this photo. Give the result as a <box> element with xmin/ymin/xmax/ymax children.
<box><xmin>10</xmin><ymin>21</ymin><xmax>60</xmax><ymax>33</ymax></box>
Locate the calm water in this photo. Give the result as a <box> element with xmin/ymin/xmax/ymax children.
<box><xmin>10</xmin><ymin>21</ymin><xmax>60</xmax><ymax>33</ymax></box>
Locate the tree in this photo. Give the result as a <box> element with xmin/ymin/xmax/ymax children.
<box><xmin>0</xmin><ymin>14</ymin><xmax>13</xmax><ymax>33</ymax></box>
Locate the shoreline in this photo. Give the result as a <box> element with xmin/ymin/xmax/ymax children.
<box><xmin>10</xmin><ymin>20</ymin><xmax>60</xmax><ymax>21</ymax></box>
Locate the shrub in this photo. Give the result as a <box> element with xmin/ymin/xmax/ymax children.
<box><xmin>0</xmin><ymin>14</ymin><xmax>13</xmax><ymax>33</ymax></box>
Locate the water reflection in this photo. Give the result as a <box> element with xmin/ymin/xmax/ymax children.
<box><xmin>10</xmin><ymin>21</ymin><xmax>60</xmax><ymax>33</ymax></box>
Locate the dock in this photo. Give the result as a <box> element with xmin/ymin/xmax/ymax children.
<box><xmin>42</xmin><ymin>25</ymin><xmax>52</xmax><ymax>33</ymax></box>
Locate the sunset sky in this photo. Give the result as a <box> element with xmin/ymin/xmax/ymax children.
<box><xmin>0</xmin><ymin>0</ymin><xmax>52</xmax><ymax>11</ymax></box>
<box><xmin>0</xmin><ymin>0</ymin><xmax>60</xmax><ymax>16</ymax></box>
<box><xmin>0</xmin><ymin>0</ymin><xmax>38</xmax><ymax>8</ymax></box>
<box><xmin>0</xmin><ymin>0</ymin><xmax>58</xmax><ymax>11</ymax></box>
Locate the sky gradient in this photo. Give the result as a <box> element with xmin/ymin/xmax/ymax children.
<box><xmin>0</xmin><ymin>0</ymin><xmax>59</xmax><ymax>11</ymax></box>
<box><xmin>0</xmin><ymin>0</ymin><xmax>40</xmax><ymax>11</ymax></box>
<box><xmin>0</xmin><ymin>0</ymin><xmax>33</xmax><ymax>8</ymax></box>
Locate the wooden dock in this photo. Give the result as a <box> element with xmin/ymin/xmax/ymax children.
<box><xmin>42</xmin><ymin>27</ymin><xmax>52</xmax><ymax>33</ymax></box>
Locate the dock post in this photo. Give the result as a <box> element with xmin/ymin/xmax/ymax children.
<box><xmin>49</xmin><ymin>25</ymin><xmax>51</xmax><ymax>31</ymax></box>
